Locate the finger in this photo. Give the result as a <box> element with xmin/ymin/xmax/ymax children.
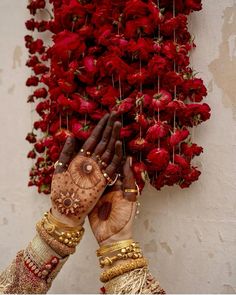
<box><xmin>93</xmin><ymin>112</ymin><xmax>118</xmax><ymax>156</ymax></box>
<box><xmin>100</xmin><ymin>121</ymin><xmax>122</xmax><ymax>165</ymax></box>
<box><xmin>81</xmin><ymin>113</ymin><xmax>109</xmax><ymax>153</ymax></box>
<box><xmin>123</xmin><ymin>156</ymin><xmax>137</xmax><ymax>201</ymax></box>
<box><xmin>104</xmin><ymin>141</ymin><xmax>123</xmax><ymax>178</ymax></box>
<box><xmin>55</xmin><ymin>137</ymin><xmax>76</xmax><ymax>174</ymax></box>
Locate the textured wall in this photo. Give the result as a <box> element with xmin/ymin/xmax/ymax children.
<box><xmin>0</xmin><ymin>0</ymin><xmax>236</xmax><ymax>293</ymax></box>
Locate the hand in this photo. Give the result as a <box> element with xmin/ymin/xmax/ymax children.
<box><xmin>89</xmin><ymin>156</ymin><xmax>138</xmax><ymax>246</ymax></box>
<box><xmin>50</xmin><ymin>113</ymin><xmax>123</xmax><ymax>227</ymax></box>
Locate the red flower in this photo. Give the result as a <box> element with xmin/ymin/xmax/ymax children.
<box><xmin>71</xmin><ymin>120</ymin><xmax>94</xmax><ymax>141</ymax></box>
<box><xmin>51</xmin><ymin>30</ymin><xmax>85</xmax><ymax>62</ymax></box>
<box><xmin>174</xmin><ymin>154</ymin><xmax>190</xmax><ymax>169</ymax></box>
<box><xmin>54</xmin><ymin>129</ymin><xmax>73</xmax><ymax>143</ymax></box>
<box><xmin>182</xmin><ymin>143</ymin><xmax>203</xmax><ymax>158</ymax></box>
<box><xmin>185</xmin><ymin>0</ymin><xmax>202</xmax><ymax>11</ymax></box>
<box><xmin>33</xmin><ymin>87</ymin><xmax>48</xmax><ymax>98</ymax></box>
<box><xmin>27</xmin><ymin>0</ymin><xmax>46</xmax><ymax>15</ymax></box>
<box><xmin>33</xmin><ymin>63</ymin><xmax>49</xmax><ymax>75</ymax></box>
<box><xmin>72</xmin><ymin>94</ymin><xmax>97</xmax><ymax>114</ymax></box>
<box><xmin>26</xmin><ymin>132</ymin><xmax>37</xmax><ymax>143</ymax></box>
<box><xmin>127</xmin><ymin>38</ymin><xmax>154</xmax><ymax>61</ymax></box>
<box><xmin>148</xmin><ymin>55</ymin><xmax>170</xmax><ymax>76</ymax></box>
<box><xmin>147</xmin><ymin>148</ymin><xmax>170</xmax><ymax>170</ymax></box>
<box><xmin>146</xmin><ymin>121</ymin><xmax>170</xmax><ymax>141</ymax></box>
<box><xmin>163</xmin><ymin>71</ymin><xmax>183</xmax><ymax>87</ymax></box>
<box><xmin>101</xmin><ymin>86</ymin><xmax>119</xmax><ymax>107</ymax></box>
<box><xmin>151</xmin><ymin>90</ymin><xmax>172</xmax><ymax>111</ymax></box>
<box><xmin>34</xmin><ymin>141</ymin><xmax>45</xmax><ymax>153</ymax></box>
<box><xmin>169</xmin><ymin>128</ymin><xmax>190</xmax><ymax>146</ymax></box>
<box><xmin>27</xmin><ymin>150</ymin><xmax>36</xmax><ymax>159</ymax></box>
<box><xmin>114</xmin><ymin>97</ymin><xmax>135</xmax><ymax>115</ymax></box>
<box><xmin>128</xmin><ymin>137</ymin><xmax>152</xmax><ymax>152</ymax></box>
<box><xmin>182</xmin><ymin>78</ymin><xmax>207</xmax><ymax>102</ymax></box>
<box><xmin>26</xmin><ymin>76</ymin><xmax>39</xmax><ymax>87</ymax></box>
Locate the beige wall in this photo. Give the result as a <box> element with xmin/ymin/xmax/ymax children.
<box><xmin>0</xmin><ymin>0</ymin><xmax>236</xmax><ymax>293</ymax></box>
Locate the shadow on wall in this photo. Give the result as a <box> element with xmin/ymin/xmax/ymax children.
<box><xmin>209</xmin><ymin>2</ymin><xmax>236</xmax><ymax>119</ymax></box>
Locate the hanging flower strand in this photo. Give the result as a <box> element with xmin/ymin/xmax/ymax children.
<box><xmin>25</xmin><ymin>0</ymin><xmax>210</xmax><ymax>194</ymax></box>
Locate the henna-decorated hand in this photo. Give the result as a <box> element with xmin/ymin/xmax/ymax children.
<box><xmin>89</xmin><ymin>156</ymin><xmax>138</xmax><ymax>246</ymax></box>
<box><xmin>51</xmin><ymin>113</ymin><xmax>123</xmax><ymax>227</ymax></box>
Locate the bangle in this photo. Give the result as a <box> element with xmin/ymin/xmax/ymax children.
<box><xmin>36</xmin><ymin>221</ymin><xmax>76</xmax><ymax>256</ymax></box>
<box><xmin>42</xmin><ymin>211</ymin><xmax>84</xmax><ymax>248</ymax></box>
<box><xmin>99</xmin><ymin>242</ymin><xmax>143</xmax><ymax>268</ymax></box>
<box><xmin>97</xmin><ymin>239</ymin><xmax>134</xmax><ymax>256</ymax></box>
<box><xmin>100</xmin><ymin>258</ymin><xmax>148</xmax><ymax>283</ymax></box>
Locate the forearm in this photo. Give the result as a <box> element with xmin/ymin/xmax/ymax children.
<box><xmin>0</xmin><ymin>211</ymin><xmax>84</xmax><ymax>294</ymax></box>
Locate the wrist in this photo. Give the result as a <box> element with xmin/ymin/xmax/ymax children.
<box><xmin>51</xmin><ymin>207</ymin><xmax>84</xmax><ymax>228</ymax></box>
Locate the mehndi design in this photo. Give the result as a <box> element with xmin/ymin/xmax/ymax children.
<box><xmin>51</xmin><ymin>154</ymin><xmax>106</xmax><ymax>219</ymax></box>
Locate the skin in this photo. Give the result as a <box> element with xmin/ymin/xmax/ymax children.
<box><xmin>89</xmin><ymin>156</ymin><xmax>138</xmax><ymax>246</ymax></box>
<box><xmin>51</xmin><ymin>113</ymin><xmax>123</xmax><ymax>227</ymax></box>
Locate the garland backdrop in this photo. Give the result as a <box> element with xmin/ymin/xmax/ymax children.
<box><xmin>25</xmin><ymin>0</ymin><xmax>210</xmax><ymax>194</ymax></box>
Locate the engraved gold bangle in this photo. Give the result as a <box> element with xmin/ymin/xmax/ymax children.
<box><xmin>97</xmin><ymin>239</ymin><xmax>135</xmax><ymax>257</ymax></box>
<box><xmin>47</xmin><ymin>210</ymin><xmax>83</xmax><ymax>231</ymax></box>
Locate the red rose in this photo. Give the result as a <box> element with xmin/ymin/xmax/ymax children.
<box><xmin>185</xmin><ymin>0</ymin><xmax>202</xmax><ymax>11</ymax></box>
<box><xmin>163</xmin><ymin>71</ymin><xmax>183</xmax><ymax>87</ymax></box>
<box><xmin>174</xmin><ymin>154</ymin><xmax>190</xmax><ymax>169</ymax></box>
<box><xmin>128</xmin><ymin>137</ymin><xmax>152</xmax><ymax>152</ymax></box>
<box><xmin>151</xmin><ymin>90</ymin><xmax>172</xmax><ymax>111</ymax></box>
<box><xmin>127</xmin><ymin>38</ymin><xmax>154</xmax><ymax>61</ymax></box>
<box><xmin>120</xmin><ymin>123</ymin><xmax>138</xmax><ymax>139</ymax></box>
<box><xmin>164</xmin><ymin>163</ymin><xmax>181</xmax><ymax>176</ymax></box>
<box><xmin>182</xmin><ymin>142</ymin><xmax>203</xmax><ymax>158</ymax></box>
<box><xmin>182</xmin><ymin>78</ymin><xmax>207</xmax><ymax>102</ymax></box>
<box><xmin>26</xmin><ymin>132</ymin><xmax>37</xmax><ymax>143</ymax></box>
<box><xmin>54</xmin><ymin>129</ymin><xmax>73</xmax><ymax>143</ymax></box>
<box><xmin>148</xmin><ymin>55</ymin><xmax>170</xmax><ymax>76</ymax></box>
<box><xmin>51</xmin><ymin>30</ymin><xmax>85</xmax><ymax>62</ymax></box>
<box><xmin>147</xmin><ymin>148</ymin><xmax>170</xmax><ymax>170</ymax></box>
<box><xmin>146</xmin><ymin>121</ymin><xmax>170</xmax><ymax>141</ymax></box>
<box><xmin>153</xmin><ymin>174</ymin><xmax>166</xmax><ymax>190</ymax></box>
<box><xmin>169</xmin><ymin>128</ymin><xmax>190</xmax><ymax>146</ymax></box>
<box><xmin>71</xmin><ymin>120</ymin><xmax>93</xmax><ymax>141</ymax></box>
<box><xmin>27</xmin><ymin>0</ymin><xmax>46</xmax><ymax>15</ymax></box>
<box><xmin>27</xmin><ymin>150</ymin><xmax>36</xmax><ymax>159</ymax></box>
<box><xmin>33</xmin><ymin>63</ymin><xmax>49</xmax><ymax>75</ymax></box>
<box><xmin>114</xmin><ymin>97</ymin><xmax>135</xmax><ymax>115</ymax></box>
<box><xmin>89</xmin><ymin>109</ymin><xmax>108</xmax><ymax>121</ymax></box>
<box><xmin>34</xmin><ymin>141</ymin><xmax>45</xmax><ymax>153</ymax></box>
<box><xmin>135</xmin><ymin>114</ymin><xmax>149</xmax><ymax>130</ymax></box>
<box><xmin>26</xmin><ymin>55</ymin><xmax>40</xmax><ymax>68</ymax></box>
<box><xmin>33</xmin><ymin>87</ymin><xmax>48</xmax><ymax>98</ymax></box>
<box><xmin>26</xmin><ymin>76</ymin><xmax>39</xmax><ymax>86</ymax></box>
<box><xmin>72</xmin><ymin>94</ymin><xmax>97</xmax><ymax>114</ymax></box>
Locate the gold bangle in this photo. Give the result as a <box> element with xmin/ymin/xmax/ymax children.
<box><xmin>42</xmin><ymin>212</ymin><xmax>84</xmax><ymax>248</ymax></box>
<box><xmin>97</xmin><ymin>239</ymin><xmax>135</xmax><ymax>256</ymax></box>
<box><xmin>36</xmin><ymin>222</ymin><xmax>76</xmax><ymax>256</ymax></box>
<box><xmin>47</xmin><ymin>210</ymin><xmax>83</xmax><ymax>231</ymax></box>
<box><xmin>100</xmin><ymin>258</ymin><xmax>148</xmax><ymax>283</ymax></box>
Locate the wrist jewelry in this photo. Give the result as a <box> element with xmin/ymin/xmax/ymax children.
<box><xmin>100</xmin><ymin>258</ymin><xmax>148</xmax><ymax>283</ymax></box>
<box><xmin>99</xmin><ymin>242</ymin><xmax>143</xmax><ymax>268</ymax></box>
<box><xmin>41</xmin><ymin>211</ymin><xmax>84</xmax><ymax>248</ymax></box>
<box><xmin>97</xmin><ymin>239</ymin><xmax>134</xmax><ymax>256</ymax></box>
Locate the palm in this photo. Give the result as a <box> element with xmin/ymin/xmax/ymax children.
<box><xmin>89</xmin><ymin>157</ymin><xmax>137</xmax><ymax>245</ymax></box>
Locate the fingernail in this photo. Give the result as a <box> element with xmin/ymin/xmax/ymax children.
<box><xmin>129</xmin><ymin>156</ymin><xmax>133</xmax><ymax>167</ymax></box>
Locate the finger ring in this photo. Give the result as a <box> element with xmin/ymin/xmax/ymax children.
<box><xmin>124</xmin><ymin>188</ymin><xmax>138</xmax><ymax>193</ymax></box>
<box><xmin>54</xmin><ymin>161</ymin><xmax>64</xmax><ymax>169</ymax></box>
<box><xmin>103</xmin><ymin>172</ymin><xmax>112</xmax><ymax>183</ymax></box>
<box><xmin>107</xmin><ymin>173</ymin><xmax>119</xmax><ymax>186</ymax></box>
<box><xmin>98</xmin><ymin>159</ymin><xmax>107</xmax><ymax>168</ymax></box>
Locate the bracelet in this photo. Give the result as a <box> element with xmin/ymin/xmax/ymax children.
<box><xmin>36</xmin><ymin>221</ymin><xmax>76</xmax><ymax>257</ymax></box>
<box><xmin>97</xmin><ymin>239</ymin><xmax>134</xmax><ymax>257</ymax></box>
<box><xmin>100</xmin><ymin>258</ymin><xmax>148</xmax><ymax>283</ymax></box>
<box><xmin>42</xmin><ymin>211</ymin><xmax>85</xmax><ymax>248</ymax></box>
<box><xmin>99</xmin><ymin>242</ymin><xmax>143</xmax><ymax>268</ymax></box>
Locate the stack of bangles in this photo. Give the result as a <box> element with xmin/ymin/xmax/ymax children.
<box><xmin>97</xmin><ymin>239</ymin><xmax>148</xmax><ymax>283</ymax></box>
<box><xmin>36</xmin><ymin>210</ymin><xmax>85</xmax><ymax>256</ymax></box>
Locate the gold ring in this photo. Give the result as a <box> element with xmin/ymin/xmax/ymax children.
<box><xmin>124</xmin><ymin>188</ymin><xmax>138</xmax><ymax>193</ymax></box>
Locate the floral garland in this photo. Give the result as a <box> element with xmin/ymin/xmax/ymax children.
<box><xmin>25</xmin><ymin>0</ymin><xmax>210</xmax><ymax>194</ymax></box>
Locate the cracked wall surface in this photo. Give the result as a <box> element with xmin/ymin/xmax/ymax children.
<box><xmin>0</xmin><ymin>0</ymin><xmax>236</xmax><ymax>293</ymax></box>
